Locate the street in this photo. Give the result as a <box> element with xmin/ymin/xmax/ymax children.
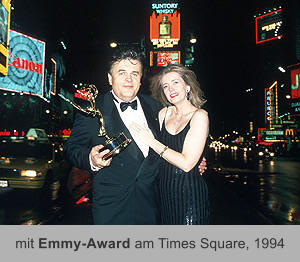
<box><xmin>206</xmin><ymin>148</ymin><xmax>300</xmax><ymax>225</ymax></box>
<box><xmin>1</xmin><ymin>147</ymin><xmax>299</xmax><ymax>225</ymax></box>
<box><xmin>0</xmin><ymin>180</ymin><xmax>67</xmax><ymax>225</ymax></box>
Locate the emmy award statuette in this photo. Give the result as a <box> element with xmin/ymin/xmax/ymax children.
<box><xmin>60</xmin><ymin>84</ymin><xmax>131</xmax><ymax>160</ymax></box>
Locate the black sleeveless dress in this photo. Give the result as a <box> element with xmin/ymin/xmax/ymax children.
<box><xmin>159</xmin><ymin>119</ymin><xmax>210</xmax><ymax>225</ymax></box>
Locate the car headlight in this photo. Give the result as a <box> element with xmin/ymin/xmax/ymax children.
<box><xmin>21</xmin><ymin>170</ymin><xmax>42</xmax><ymax>177</ymax></box>
<box><xmin>270</xmin><ymin>152</ymin><xmax>275</xmax><ymax>157</ymax></box>
<box><xmin>258</xmin><ymin>152</ymin><xmax>264</xmax><ymax>156</ymax></box>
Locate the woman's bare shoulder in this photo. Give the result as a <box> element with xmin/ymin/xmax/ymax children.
<box><xmin>158</xmin><ymin>106</ymin><xmax>168</xmax><ymax>123</ymax></box>
<box><xmin>191</xmin><ymin>109</ymin><xmax>209</xmax><ymax>125</ymax></box>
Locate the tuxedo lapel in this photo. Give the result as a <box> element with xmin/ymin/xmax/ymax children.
<box><xmin>100</xmin><ymin>92</ymin><xmax>143</xmax><ymax>162</ymax></box>
<box><xmin>138</xmin><ymin>95</ymin><xmax>160</xmax><ymax>139</ymax></box>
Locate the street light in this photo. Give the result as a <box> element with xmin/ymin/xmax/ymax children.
<box><xmin>190</xmin><ymin>38</ymin><xmax>197</xmax><ymax>44</ymax></box>
<box><xmin>110</xmin><ymin>42</ymin><xmax>118</xmax><ymax>48</ymax></box>
<box><xmin>278</xmin><ymin>66</ymin><xmax>286</xmax><ymax>73</ymax></box>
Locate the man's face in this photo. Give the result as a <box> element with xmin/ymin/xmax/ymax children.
<box><xmin>108</xmin><ymin>59</ymin><xmax>142</xmax><ymax>102</ymax></box>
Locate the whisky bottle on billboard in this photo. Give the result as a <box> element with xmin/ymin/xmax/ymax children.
<box><xmin>159</xmin><ymin>16</ymin><xmax>171</xmax><ymax>39</ymax></box>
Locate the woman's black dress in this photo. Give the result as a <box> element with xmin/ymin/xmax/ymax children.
<box><xmin>159</xmin><ymin>119</ymin><xmax>210</xmax><ymax>225</ymax></box>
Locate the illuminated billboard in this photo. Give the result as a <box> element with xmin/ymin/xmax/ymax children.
<box><xmin>0</xmin><ymin>0</ymin><xmax>11</xmax><ymax>76</ymax></box>
<box><xmin>265</xmin><ymin>81</ymin><xmax>278</xmax><ymax>127</ymax></box>
<box><xmin>255</xmin><ymin>9</ymin><xmax>283</xmax><ymax>44</ymax></box>
<box><xmin>291</xmin><ymin>68</ymin><xmax>300</xmax><ymax>99</ymax></box>
<box><xmin>0</xmin><ymin>30</ymin><xmax>46</xmax><ymax>97</ymax></box>
<box><xmin>150</xmin><ymin>2</ymin><xmax>180</xmax><ymax>48</ymax></box>
<box><xmin>43</xmin><ymin>69</ymin><xmax>51</xmax><ymax>99</ymax></box>
<box><xmin>150</xmin><ymin>51</ymin><xmax>180</xmax><ymax>67</ymax></box>
<box><xmin>291</xmin><ymin>100</ymin><xmax>300</xmax><ymax>115</ymax></box>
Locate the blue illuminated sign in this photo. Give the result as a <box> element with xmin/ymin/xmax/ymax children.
<box><xmin>0</xmin><ymin>2</ymin><xmax>9</xmax><ymax>47</ymax></box>
<box><xmin>0</xmin><ymin>30</ymin><xmax>46</xmax><ymax>96</ymax></box>
<box><xmin>44</xmin><ymin>69</ymin><xmax>52</xmax><ymax>99</ymax></box>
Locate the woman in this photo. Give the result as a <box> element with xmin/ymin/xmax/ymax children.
<box><xmin>129</xmin><ymin>64</ymin><xmax>209</xmax><ymax>224</ymax></box>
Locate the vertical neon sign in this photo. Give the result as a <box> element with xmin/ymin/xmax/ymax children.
<box><xmin>265</xmin><ymin>81</ymin><xmax>278</xmax><ymax>128</ymax></box>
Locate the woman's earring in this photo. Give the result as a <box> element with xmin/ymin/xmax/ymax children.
<box><xmin>186</xmin><ymin>90</ymin><xmax>191</xmax><ymax>100</ymax></box>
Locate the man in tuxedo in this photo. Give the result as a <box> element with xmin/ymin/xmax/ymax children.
<box><xmin>64</xmin><ymin>47</ymin><xmax>206</xmax><ymax>224</ymax></box>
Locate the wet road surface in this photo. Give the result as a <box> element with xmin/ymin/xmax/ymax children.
<box><xmin>1</xmin><ymin>148</ymin><xmax>299</xmax><ymax>225</ymax></box>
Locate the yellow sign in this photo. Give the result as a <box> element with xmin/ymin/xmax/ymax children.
<box><xmin>0</xmin><ymin>0</ymin><xmax>11</xmax><ymax>76</ymax></box>
<box><xmin>285</xmin><ymin>129</ymin><xmax>294</xmax><ymax>137</ymax></box>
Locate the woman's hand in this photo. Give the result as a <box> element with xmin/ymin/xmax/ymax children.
<box><xmin>128</xmin><ymin>122</ymin><xmax>155</xmax><ymax>146</ymax></box>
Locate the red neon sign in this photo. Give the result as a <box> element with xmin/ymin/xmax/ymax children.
<box><xmin>150</xmin><ymin>51</ymin><xmax>180</xmax><ymax>67</ymax></box>
<box><xmin>74</xmin><ymin>90</ymin><xmax>92</xmax><ymax>100</ymax></box>
<box><xmin>59</xmin><ymin>128</ymin><xmax>71</xmax><ymax>136</ymax></box>
<box><xmin>8</xmin><ymin>53</ymin><xmax>43</xmax><ymax>74</ymax></box>
<box><xmin>291</xmin><ymin>68</ymin><xmax>300</xmax><ymax>99</ymax></box>
<box><xmin>0</xmin><ymin>130</ymin><xmax>25</xmax><ymax>136</ymax></box>
<box><xmin>157</xmin><ymin>52</ymin><xmax>179</xmax><ymax>66</ymax></box>
<box><xmin>257</xmin><ymin>128</ymin><xmax>266</xmax><ymax>141</ymax></box>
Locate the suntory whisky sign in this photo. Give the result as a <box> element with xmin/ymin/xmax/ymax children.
<box><xmin>150</xmin><ymin>1</ymin><xmax>180</xmax><ymax>48</ymax></box>
<box><xmin>152</xmin><ymin>3</ymin><xmax>178</xmax><ymax>13</ymax></box>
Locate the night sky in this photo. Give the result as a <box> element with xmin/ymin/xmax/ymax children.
<box><xmin>11</xmin><ymin>0</ymin><xmax>289</xmax><ymax>136</ymax></box>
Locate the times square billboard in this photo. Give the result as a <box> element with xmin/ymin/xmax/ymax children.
<box><xmin>255</xmin><ymin>9</ymin><xmax>283</xmax><ymax>44</ymax></box>
<box><xmin>0</xmin><ymin>30</ymin><xmax>46</xmax><ymax>97</ymax></box>
<box><xmin>291</xmin><ymin>67</ymin><xmax>300</xmax><ymax>115</ymax></box>
<box><xmin>150</xmin><ymin>51</ymin><xmax>180</xmax><ymax>66</ymax></box>
<box><xmin>150</xmin><ymin>1</ymin><xmax>180</xmax><ymax>48</ymax></box>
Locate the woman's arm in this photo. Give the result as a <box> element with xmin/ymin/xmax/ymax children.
<box><xmin>129</xmin><ymin>109</ymin><xmax>209</xmax><ymax>172</ymax></box>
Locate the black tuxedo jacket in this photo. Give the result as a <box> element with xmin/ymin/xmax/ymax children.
<box><xmin>64</xmin><ymin>92</ymin><xmax>162</xmax><ymax>224</ymax></box>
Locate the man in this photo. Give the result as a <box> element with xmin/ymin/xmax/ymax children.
<box><xmin>64</xmin><ymin>47</ymin><xmax>206</xmax><ymax>225</ymax></box>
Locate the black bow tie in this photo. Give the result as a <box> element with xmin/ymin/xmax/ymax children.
<box><xmin>120</xmin><ymin>100</ymin><xmax>138</xmax><ymax>112</ymax></box>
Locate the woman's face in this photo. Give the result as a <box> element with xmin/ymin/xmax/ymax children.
<box><xmin>161</xmin><ymin>72</ymin><xmax>190</xmax><ymax>104</ymax></box>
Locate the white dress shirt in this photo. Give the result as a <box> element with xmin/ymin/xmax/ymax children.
<box><xmin>90</xmin><ymin>91</ymin><xmax>149</xmax><ymax>171</ymax></box>
<box><xmin>111</xmin><ymin>90</ymin><xmax>149</xmax><ymax>158</ymax></box>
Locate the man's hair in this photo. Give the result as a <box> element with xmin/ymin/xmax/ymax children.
<box><xmin>107</xmin><ymin>46</ymin><xmax>145</xmax><ymax>74</ymax></box>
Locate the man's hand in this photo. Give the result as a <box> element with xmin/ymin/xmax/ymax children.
<box><xmin>198</xmin><ymin>157</ymin><xmax>207</xmax><ymax>175</ymax></box>
<box><xmin>89</xmin><ymin>145</ymin><xmax>112</xmax><ymax>169</ymax></box>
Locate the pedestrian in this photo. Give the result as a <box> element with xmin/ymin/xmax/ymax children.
<box><xmin>64</xmin><ymin>47</ymin><xmax>207</xmax><ymax>225</ymax></box>
<box><xmin>129</xmin><ymin>64</ymin><xmax>210</xmax><ymax>224</ymax></box>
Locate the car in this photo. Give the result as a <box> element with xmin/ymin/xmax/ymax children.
<box><xmin>0</xmin><ymin>140</ymin><xmax>70</xmax><ymax>190</ymax></box>
<box><xmin>25</xmin><ymin>128</ymin><xmax>49</xmax><ymax>142</ymax></box>
<box><xmin>254</xmin><ymin>145</ymin><xmax>275</xmax><ymax>160</ymax></box>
